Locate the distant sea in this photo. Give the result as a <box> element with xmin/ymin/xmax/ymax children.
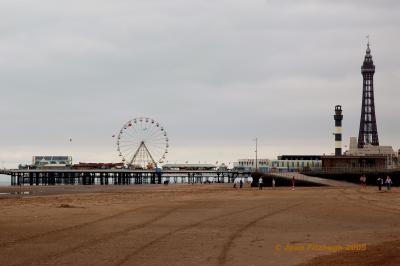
<box><xmin>0</xmin><ymin>174</ymin><xmax>10</xmax><ymax>186</ymax></box>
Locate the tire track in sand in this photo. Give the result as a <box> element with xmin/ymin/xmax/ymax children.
<box><xmin>14</xmin><ymin>202</ymin><xmax>194</xmax><ymax>266</ymax></box>
<box><xmin>0</xmin><ymin>205</ymin><xmax>153</xmax><ymax>249</ymax></box>
<box><xmin>217</xmin><ymin>202</ymin><xmax>304</xmax><ymax>266</ymax></box>
<box><xmin>113</xmin><ymin>203</ymin><xmax>269</xmax><ymax>266</ymax></box>
<box><xmin>340</xmin><ymin>188</ymin><xmax>400</xmax><ymax>215</ymax></box>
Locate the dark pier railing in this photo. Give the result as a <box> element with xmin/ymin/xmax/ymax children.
<box><xmin>0</xmin><ymin>169</ymin><xmax>252</xmax><ymax>186</ymax></box>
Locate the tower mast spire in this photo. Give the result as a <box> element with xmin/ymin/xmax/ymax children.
<box><xmin>357</xmin><ymin>38</ymin><xmax>379</xmax><ymax>148</ymax></box>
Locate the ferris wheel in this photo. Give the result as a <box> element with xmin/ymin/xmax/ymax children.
<box><xmin>116</xmin><ymin>117</ymin><xmax>169</xmax><ymax>168</ymax></box>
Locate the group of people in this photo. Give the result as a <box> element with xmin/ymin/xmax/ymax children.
<box><xmin>233</xmin><ymin>178</ymin><xmax>245</xmax><ymax>189</ymax></box>
<box><xmin>258</xmin><ymin>177</ymin><xmax>281</xmax><ymax>190</ymax></box>
<box><xmin>257</xmin><ymin>176</ymin><xmax>294</xmax><ymax>190</ymax></box>
<box><xmin>233</xmin><ymin>176</ymin><xmax>297</xmax><ymax>190</ymax></box>
<box><xmin>376</xmin><ymin>176</ymin><xmax>393</xmax><ymax>191</ymax></box>
<box><xmin>234</xmin><ymin>174</ymin><xmax>394</xmax><ymax>191</ymax></box>
<box><xmin>361</xmin><ymin>174</ymin><xmax>393</xmax><ymax>191</ymax></box>
<box><xmin>233</xmin><ymin>176</ymin><xmax>281</xmax><ymax>190</ymax></box>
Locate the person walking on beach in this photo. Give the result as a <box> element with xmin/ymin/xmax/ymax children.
<box><xmin>377</xmin><ymin>177</ymin><xmax>383</xmax><ymax>191</ymax></box>
<box><xmin>385</xmin><ymin>176</ymin><xmax>392</xmax><ymax>191</ymax></box>
<box><xmin>258</xmin><ymin>177</ymin><xmax>263</xmax><ymax>190</ymax></box>
<box><xmin>360</xmin><ymin>175</ymin><xmax>366</xmax><ymax>188</ymax></box>
<box><xmin>291</xmin><ymin>176</ymin><xmax>295</xmax><ymax>190</ymax></box>
<box><xmin>272</xmin><ymin>178</ymin><xmax>276</xmax><ymax>189</ymax></box>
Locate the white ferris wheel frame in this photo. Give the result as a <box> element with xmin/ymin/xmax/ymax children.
<box><xmin>116</xmin><ymin>117</ymin><xmax>169</xmax><ymax>168</ymax></box>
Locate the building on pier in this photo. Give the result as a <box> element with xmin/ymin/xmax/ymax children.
<box><xmin>19</xmin><ymin>156</ymin><xmax>73</xmax><ymax>169</ymax></box>
<box><xmin>321</xmin><ymin>155</ymin><xmax>387</xmax><ymax>169</ymax></box>
<box><xmin>341</xmin><ymin>138</ymin><xmax>397</xmax><ymax>169</ymax></box>
<box><xmin>233</xmin><ymin>159</ymin><xmax>270</xmax><ymax>172</ymax></box>
<box><xmin>32</xmin><ymin>156</ymin><xmax>72</xmax><ymax>166</ymax></box>
<box><xmin>271</xmin><ymin>155</ymin><xmax>322</xmax><ymax>171</ymax></box>
<box><xmin>162</xmin><ymin>164</ymin><xmax>217</xmax><ymax>171</ymax></box>
<box><xmin>72</xmin><ymin>162</ymin><xmax>125</xmax><ymax>170</ymax></box>
<box><xmin>233</xmin><ymin>156</ymin><xmax>322</xmax><ymax>173</ymax></box>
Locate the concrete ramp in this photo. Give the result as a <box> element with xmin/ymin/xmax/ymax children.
<box><xmin>270</xmin><ymin>172</ymin><xmax>357</xmax><ymax>187</ymax></box>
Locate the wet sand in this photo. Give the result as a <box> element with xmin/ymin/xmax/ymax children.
<box><xmin>0</xmin><ymin>184</ymin><xmax>399</xmax><ymax>266</ymax></box>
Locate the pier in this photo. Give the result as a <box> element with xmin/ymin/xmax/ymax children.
<box><xmin>0</xmin><ymin>169</ymin><xmax>251</xmax><ymax>186</ymax></box>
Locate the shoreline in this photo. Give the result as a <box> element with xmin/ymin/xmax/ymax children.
<box><xmin>0</xmin><ymin>183</ymin><xmax>397</xmax><ymax>198</ymax></box>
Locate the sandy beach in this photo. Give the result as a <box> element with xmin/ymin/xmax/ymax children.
<box><xmin>0</xmin><ymin>184</ymin><xmax>399</xmax><ymax>266</ymax></box>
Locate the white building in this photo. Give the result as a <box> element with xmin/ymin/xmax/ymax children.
<box><xmin>233</xmin><ymin>159</ymin><xmax>270</xmax><ymax>172</ymax></box>
<box><xmin>32</xmin><ymin>156</ymin><xmax>72</xmax><ymax>168</ymax></box>
<box><xmin>344</xmin><ymin>137</ymin><xmax>397</xmax><ymax>168</ymax></box>
<box><xmin>162</xmin><ymin>164</ymin><xmax>216</xmax><ymax>171</ymax></box>
<box><xmin>233</xmin><ymin>156</ymin><xmax>322</xmax><ymax>172</ymax></box>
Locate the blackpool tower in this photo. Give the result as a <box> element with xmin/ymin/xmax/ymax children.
<box><xmin>357</xmin><ymin>41</ymin><xmax>379</xmax><ymax>148</ymax></box>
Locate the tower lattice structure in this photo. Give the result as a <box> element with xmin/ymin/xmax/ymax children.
<box><xmin>358</xmin><ymin>42</ymin><xmax>379</xmax><ymax>148</ymax></box>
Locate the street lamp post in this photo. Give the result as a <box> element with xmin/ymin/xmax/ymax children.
<box><xmin>255</xmin><ymin>137</ymin><xmax>258</xmax><ymax>172</ymax></box>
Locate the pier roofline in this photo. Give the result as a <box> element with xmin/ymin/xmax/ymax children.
<box><xmin>1</xmin><ymin>169</ymin><xmax>240</xmax><ymax>175</ymax></box>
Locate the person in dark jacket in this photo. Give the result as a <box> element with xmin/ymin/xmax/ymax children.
<box><xmin>377</xmin><ymin>177</ymin><xmax>383</xmax><ymax>191</ymax></box>
<box><xmin>291</xmin><ymin>176</ymin><xmax>295</xmax><ymax>190</ymax></box>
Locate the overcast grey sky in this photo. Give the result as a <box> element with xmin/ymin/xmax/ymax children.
<box><xmin>1</xmin><ymin>0</ymin><xmax>399</xmax><ymax>167</ymax></box>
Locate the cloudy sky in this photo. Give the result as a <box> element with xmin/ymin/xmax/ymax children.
<box><xmin>1</xmin><ymin>0</ymin><xmax>399</xmax><ymax>167</ymax></box>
